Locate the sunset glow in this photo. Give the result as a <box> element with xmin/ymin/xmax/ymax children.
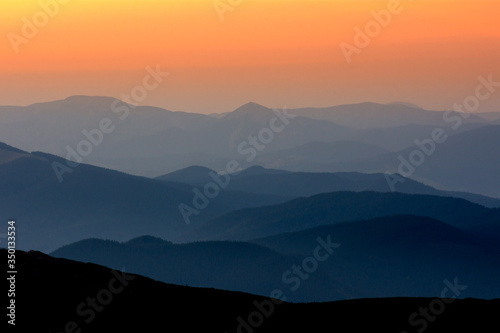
<box><xmin>1</xmin><ymin>0</ymin><xmax>499</xmax><ymax>113</ymax></box>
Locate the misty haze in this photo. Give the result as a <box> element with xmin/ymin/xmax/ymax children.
<box><xmin>1</xmin><ymin>1</ymin><xmax>499</xmax><ymax>332</ymax></box>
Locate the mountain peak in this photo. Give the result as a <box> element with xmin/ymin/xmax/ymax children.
<box><xmin>240</xmin><ymin>101</ymin><xmax>267</xmax><ymax>108</ymax></box>
<box><xmin>230</xmin><ymin>102</ymin><xmax>270</xmax><ymax>115</ymax></box>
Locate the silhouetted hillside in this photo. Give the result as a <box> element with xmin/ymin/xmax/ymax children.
<box><xmin>252</xmin><ymin>215</ymin><xmax>500</xmax><ymax>299</ymax></box>
<box><xmin>52</xmin><ymin>215</ymin><xmax>500</xmax><ymax>301</ymax></box>
<box><xmin>465</xmin><ymin>209</ymin><xmax>500</xmax><ymax>241</ymax></box>
<box><xmin>158</xmin><ymin>166</ymin><xmax>500</xmax><ymax>208</ymax></box>
<box><xmin>51</xmin><ymin>236</ymin><xmax>347</xmax><ymax>302</ymax></box>
<box><xmin>10</xmin><ymin>249</ymin><xmax>500</xmax><ymax>332</ymax></box>
<box><xmin>0</xmin><ymin>144</ymin><xmax>286</xmax><ymax>252</ymax></box>
<box><xmin>183</xmin><ymin>191</ymin><xmax>493</xmax><ymax>242</ymax></box>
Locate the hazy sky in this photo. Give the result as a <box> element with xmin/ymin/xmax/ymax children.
<box><xmin>1</xmin><ymin>0</ymin><xmax>499</xmax><ymax>113</ymax></box>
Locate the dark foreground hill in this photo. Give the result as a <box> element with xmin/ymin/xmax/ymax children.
<box><xmin>8</xmin><ymin>249</ymin><xmax>500</xmax><ymax>333</ymax></box>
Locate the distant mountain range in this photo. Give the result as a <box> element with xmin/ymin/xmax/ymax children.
<box><xmin>0</xmin><ymin>97</ymin><xmax>348</xmax><ymax>176</ymax></box>
<box><xmin>3</xmin><ymin>95</ymin><xmax>500</xmax><ymax>326</ymax></box>
<box><xmin>0</xmin><ymin>96</ymin><xmax>495</xmax><ymax>182</ymax></box>
<box><xmin>289</xmin><ymin>102</ymin><xmax>487</xmax><ymax>128</ymax></box>
<box><xmin>2</xmin><ymin>137</ymin><xmax>499</xmax><ymax>252</ymax></box>
<box><xmin>13</xmin><ymin>249</ymin><xmax>500</xmax><ymax>332</ymax></box>
<box><xmin>330</xmin><ymin>125</ymin><xmax>500</xmax><ymax>198</ymax></box>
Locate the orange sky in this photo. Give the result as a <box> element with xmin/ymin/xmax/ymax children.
<box><xmin>1</xmin><ymin>0</ymin><xmax>499</xmax><ymax>113</ymax></box>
